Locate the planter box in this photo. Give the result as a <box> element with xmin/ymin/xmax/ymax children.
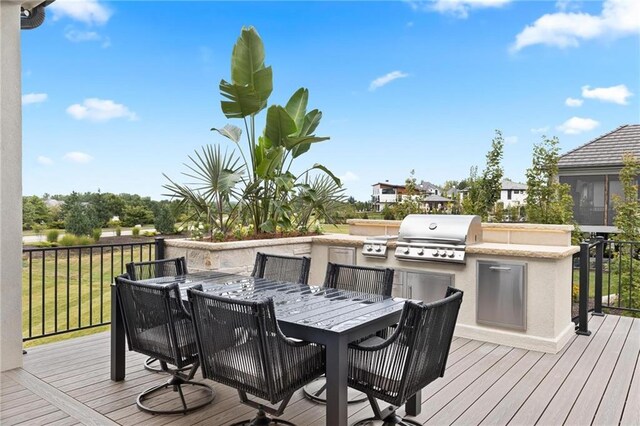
<box><xmin>164</xmin><ymin>236</ymin><xmax>313</xmax><ymax>275</ymax></box>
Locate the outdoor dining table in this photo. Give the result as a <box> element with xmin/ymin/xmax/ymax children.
<box><xmin>110</xmin><ymin>270</ymin><xmax>422</xmax><ymax>426</ymax></box>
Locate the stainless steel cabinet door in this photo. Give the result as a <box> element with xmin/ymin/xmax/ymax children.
<box><xmin>476</xmin><ymin>260</ymin><xmax>527</xmax><ymax>331</ymax></box>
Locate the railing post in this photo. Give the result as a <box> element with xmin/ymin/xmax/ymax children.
<box><xmin>576</xmin><ymin>241</ymin><xmax>592</xmax><ymax>336</ymax></box>
<box><xmin>155</xmin><ymin>237</ymin><xmax>165</xmax><ymax>261</ymax></box>
<box><xmin>593</xmin><ymin>237</ymin><xmax>604</xmax><ymax>316</ymax></box>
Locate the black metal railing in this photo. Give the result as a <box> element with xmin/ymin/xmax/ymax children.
<box><xmin>22</xmin><ymin>238</ymin><xmax>164</xmax><ymax>341</ymax></box>
<box><xmin>575</xmin><ymin>236</ymin><xmax>640</xmax><ymax>335</ymax></box>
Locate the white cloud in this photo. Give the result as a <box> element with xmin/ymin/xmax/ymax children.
<box><xmin>504</xmin><ymin>136</ymin><xmax>518</xmax><ymax>145</ymax></box>
<box><xmin>37</xmin><ymin>156</ymin><xmax>53</xmax><ymax>165</ymax></box>
<box><xmin>565</xmin><ymin>97</ymin><xmax>583</xmax><ymax>107</ymax></box>
<box><xmin>512</xmin><ymin>0</ymin><xmax>640</xmax><ymax>51</ymax></box>
<box><xmin>531</xmin><ymin>126</ymin><xmax>550</xmax><ymax>133</ymax></box>
<box><xmin>66</xmin><ymin>98</ymin><xmax>138</xmax><ymax>122</ymax></box>
<box><xmin>406</xmin><ymin>0</ymin><xmax>511</xmax><ymax>18</ymax></box>
<box><xmin>63</xmin><ymin>152</ymin><xmax>93</xmax><ymax>164</ymax></box>
<box><xmin>340</xmin><ymin>171</ymin><xmax>360</xmax><ymax>183</ymax></box>
<box><xmin>64</xmin><ymin>28</ymin><xmax>111</xmax><ymax>47</ymax></box>
<box><xmin>22</xmin><ymin>93</ymin><xmax>48</xmax><ymax>105</ymax></box>
<box><xmin>49</xmin><ymin>0</ymin><xmax>111</xmax><ymax>25</ymax></box>
<box><xmin>557</xmin><ymin>117</ymin><xmax>600</xmax><ymax>134</ymax></box>
<box><xmin>369</xmin><ymin>71</ymin><xmax>409</xmax><ymax>91</ymax></box>
<box><xmin>581</xmin><ymin>84</ymin><xmax>633</xmax><ymax>105</ymax></box>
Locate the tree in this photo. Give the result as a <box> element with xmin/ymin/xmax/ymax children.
<box><xmin>392</xmin><ymin>170</ymin><xmax>424</xmax><ymax>219</ymax></box>
<box><xmin>525</xmin><ymin>135</ymin><xmax>575</xmax><ymax>227</ymax></box>
<box><xmin>462</xmin><ymin>166</ymin><xmax>481</xmax><ymax>215</ymax></box>
<box><xmin>65</xmin><ymin>203</ymin><xmax>98</xmax><ymax>236</ymax></box>
<box><xmin>122</xmin><ymin>205</ymin><xmax>154</xmax><ymax>227</ymax></box>
<box><xmin>154</xmin><ymin>204</ymin><xmax>176</xmax><ymax>235</ymax></box>
<box><xmin>612</xmin><ymin>153</ymin><xmax>640</xmax><ymax>314</ymax></box>
<box><xmin>22</xmin><ymin>196</ymin><xmax>51</xmax><ymax>230</ymax></box>
<box><xmin>478</xmin><ymin>130</ymin><xmax>504</xmax><ymax>220</ymax></box>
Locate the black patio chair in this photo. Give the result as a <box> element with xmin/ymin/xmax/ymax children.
<box><xmin>303</xmin><ymin>263</ymin><xmax>395</xmax><ymax>404</ymax></box>
<box><xmin>250</xmin><ymin>252</ymin><xmax>311</xmax><ymax>285</ymax></box>
<box><xmin>115</xmin><ymin>275</ymin><xmax>214</xmax><ymax>414</ymax></box>
<box><xmin>348</xmin><ymin>287</ymin><xmax>463</xmax><ymax>426</ymax></box>
<box><xmin>126</xmin><ymin>256</ymin><xmax>187</xmax><ymax>281</ymax></box>
<box><xmin>188</xmin><ymin>288</ymin><xmax>325</xmax><ymax>426</ymax></box>
<box><xmin>126</xmin><ymin>257</ymin><xmax>188</xmax><ymax>373</ymax></box>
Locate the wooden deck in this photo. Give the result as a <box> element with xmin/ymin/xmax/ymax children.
<box><xmin>2</xmin><ymin>314</ymin><xmax>639</xmax><ymax>425</ymax></box>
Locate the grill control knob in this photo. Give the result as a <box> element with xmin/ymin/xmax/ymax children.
<box><xmin>417</xmin><ymin>249</ymin><xmax>424</xmax><ymax>256</ymax></box>
<box><xmin>366</xmin><ymin>246</ymin><xmax>372</xmax><ymax>252</ymax></box>
<box><xmin>403</xmin><ymin>247</ymin><xmax>410</xmax><ymax>255</ymax></box>
<box><xmin>439</xmin><ymin>250</ymin><xmax>447</xmax><ymax>257</ymax></box>
<box><xmin>432</xmin><ymin>249</ymin><xmax>439</xmax><ymax>256</ymax></box>
<box><xmin>448</xmin><ymin>250</ymin><xmax>455</xmax><ymax>258</ymax></box>
<box><xmin>375</xmin><ymin>246</ymin><xmax>382</xmax><ymax>253</ymax></box>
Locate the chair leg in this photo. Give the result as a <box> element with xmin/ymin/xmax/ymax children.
<box><xmin>136</xmin><ymin>373</ymin><xmax>214</xmax><ymax>415</ymax></box>
<box><xmin>144</xmin><ymin>356</ymin><xmax>191</xmax><ymax>374</ymax></box>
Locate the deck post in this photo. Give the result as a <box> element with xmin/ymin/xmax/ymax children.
<box><xmin>576</xmin><ymin>241</ymin><xmax>591</xmax><ymax>336</ymax></box>
<box><xmin>593</xmin><ymin>237</ymin><xmax>604</xmax><ymax>316</ymax></box>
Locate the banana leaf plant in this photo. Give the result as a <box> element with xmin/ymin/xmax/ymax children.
<box><xmin>212</xmin><ymin>26</ymin><xmax>340</xmax><ymax>234</ymax></box>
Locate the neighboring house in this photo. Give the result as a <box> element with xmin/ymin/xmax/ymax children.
<box><xmin>500</xmin><ymin>179</ymin><xmax>527</xmax><ymax>208</ymax></box>
<box><xmin>371</xmin><ymin>181</ymin><xmax>434</xmax><ymax>212</ymax></box>
<box><xmin>371</xmin><ymin>182</ymin><xmax>408</xmax><ymax>212</ymax></box>
<box><xmin>424</xmin><ymin>194</ymin><xmax>453</xmax><ymax>212</ymax></box>
<box><xmin>558</xmin><ymin>124</ymin><xmax>640</xmax><ymax>234</ymax></box>
<box><xmin>417</xmin><ymin>181</ymin><xmax>442</xmax><ymax>196</ymax></box>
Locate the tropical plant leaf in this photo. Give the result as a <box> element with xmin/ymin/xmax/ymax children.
<box><xmin>285</xmin><ymin>88</ymin><xmax>308</xmax><ymax>133</ymax></box>
<box><xmin>300</xmin><ymin>109</ymin><xmax>322</xmax><ymax>136</ymax></box>
<box><xmin>211</xmin><ymin>124</ymin><xmax>242</xmax><ymax>143</ymax></box>
<box><xmin>220</xmin><ymin>79</ymin><xmax>264</xmax><ymax>118</ymax></box>
<box><xmin>265</xmin><ymin>105</ymin><xmax>296</xmax><ymax>148</ymax></box>
<box><xmin>285</xmin><ymin>135</ymin><xmax>329</xmax><ymax>151</ymax></box>
<box><xmin>256</xmin><ymin>146</ymin><xmax>284</xmax><ymax>179</ymax></box>
<box><xmin>311</xmin><ymin>163</ymin><xmax>342</xmax><ymax>186</ymax></box>
<box><xmin>253</xmin><ymin>66</ymin><xmax>273</xmax><ymax>106</ymax></box>
<box><xmin>231</xmin><ymin>26</ymin><xmax>265</xmax><ymax>87</ymax></box>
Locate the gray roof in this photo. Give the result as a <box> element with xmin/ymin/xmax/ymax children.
<box><xmin>424</xmin><ymin>195</ymin><xmax>452</xmax><ymax>202</ymax></box>
<box><xmin>558</xmin><ymin>124</ymin><xmax>640</xmax><ymax>169</ymax></box>
<box><xmin>501</xmin><ymin>179</ymin><xmax>527</xmax><ymax>190</ymax></box>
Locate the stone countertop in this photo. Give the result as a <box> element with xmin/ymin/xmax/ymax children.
<box><xmin>313</xmin><ymin>234</ymin><xmax>579</xmax><ymax>259</ymax></box>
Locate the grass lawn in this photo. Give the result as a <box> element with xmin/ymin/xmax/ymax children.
<box><xmin>325</xmin><ymin>224</ymin><xmax>350</xmax><ymax>234</ymax></box>
<box><xmin>22</xmin><ymin>244</ymin><xmax>155</xmax><ymax>347</ymax></box>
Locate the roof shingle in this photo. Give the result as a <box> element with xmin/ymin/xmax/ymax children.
<box><xmin>558</xmin><ymin>124</ymin><xmax>640</xmax><ymax>169</ymax></box>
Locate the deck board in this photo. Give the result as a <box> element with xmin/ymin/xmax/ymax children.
<box><xmin>1</xmin><ymin>313</ymin><xmax>638</xmax><ymax>426</ymax></box>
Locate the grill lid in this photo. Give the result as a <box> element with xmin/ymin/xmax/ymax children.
<box><xmin>397</xmin><ymin>214</ymin><xmax>482</xmax><ymax>245</ymax></box>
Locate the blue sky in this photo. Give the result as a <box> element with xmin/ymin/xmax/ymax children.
<box><xmin>21</xmin><ymin>0</ymin><xmax>640</xmax><ymax>201</ymax></box>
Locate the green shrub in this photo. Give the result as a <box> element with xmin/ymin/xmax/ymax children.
<box><xmin>154</xmin><ymin>205</ymin><xmax>175</xmax><ymax>235</ymax></box>
<box><xmin>92</xmin><ymin>228</ymin><xmax>102</xmax><ymax>242</ymax></box>
<box><xmin>46</xmin><ymin>230</ymin><xmax>60</xmax><ymax>243</ymax></box>
<box><xmin>65</xmin><ymin>204</ymin><xmax>97</xmax><ymax>236</ymax></box>
<box><xmin>76</xmin><ymin>235</ymin><xmax>94</xmax><ymax>245</ymax></box>
<box><xmin>143</xmin><ymin>230</ymin><xmax>157</xmax><ymax>237</ymax></box>
<box><xmin>59</xmin><ymin>234</ymin><xmax>78</xmax><ymax>246</ymax></box>
<box><xmin>132</xmin><ymin>227</ymin><xmax>140</xmax><ymax>237</ymax></box>
<box><xmin>115</xmin><ymin>226</ymin><xmax>121</xmax><ymax>236</ymax></box>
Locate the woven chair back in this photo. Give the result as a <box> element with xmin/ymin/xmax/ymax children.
<box><xmin>115</xmin><ymin>276</ymin><xmax>197</xmax><ymax>368</ymax></box>
<box><xmin>324</xmin><ymin>263</ymin><xmax>394</xmax><ymax>296</ymax></box>
<box><xmin>126</xmin><ymin>257</ymin><xmax>187</xmax><ymax>281</ymax></box>
<box><xmin>251</xmin><ymin>252</ymin><xmax>311</xmax><ymax>285</ymax></box>
<box><xmin>188</xmin><ymin>289</ymin><xmax>324</xmax><ymax>405</ymax></box>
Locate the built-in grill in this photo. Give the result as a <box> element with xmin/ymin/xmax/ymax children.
<box><xmin>394</xmin><ymin>214</ymin><xmax>482</xmax><ymax>263</ymax></box>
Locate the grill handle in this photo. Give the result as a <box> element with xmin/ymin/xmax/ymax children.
<box><xmin>489</xmin><ymin>266</ymin><xmax>512</xmax><ymax>271</ymax></box>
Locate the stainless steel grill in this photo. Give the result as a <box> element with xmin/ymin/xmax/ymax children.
<box><xmin>394</xmin><ymin>214</ymin><xmax>482</xmax><ymax>263</ymax></box>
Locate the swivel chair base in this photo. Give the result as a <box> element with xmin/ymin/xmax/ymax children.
<box><xmin>231</xmin><ymin>407</ymin><xmax>296</xmax><ymax>426</ymax></box>
<box><xmin>303</xmin><ymin>377</ymin><xmax>367</xmax><ymax>404</ymax></box>
<box><xmin>136</xmin><ymin>374</ymin><xmax>214</xmax><ymax>415</ymax></box>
